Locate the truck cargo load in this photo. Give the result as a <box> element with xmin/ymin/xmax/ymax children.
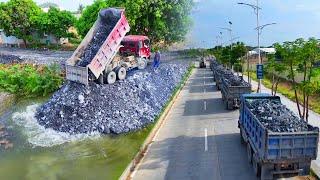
<box><xmin>239</xmin><ymin>93</ymin><xmax>319</xmax><ymax>179</ymax></box>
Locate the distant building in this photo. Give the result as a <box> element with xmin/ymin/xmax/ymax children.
<box><xmin>0</xmin><ymin>29</ymin><xmax>24</xmax><ymax>47</ymax></box>
<box><xmin>39</xmin><ymin>2</ymin><xmax>60</xmax><ymax>12</ymax></box>
<box><xmin>244</xmin><ymin>47</ymin><xmax>276</xmax><ymax>71</ymax></box>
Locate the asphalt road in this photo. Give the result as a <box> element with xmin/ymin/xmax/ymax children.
<box><xmin>132</xmin><ymin>68</ymin><xmax>256</xmax><ymax>180</ymax></box>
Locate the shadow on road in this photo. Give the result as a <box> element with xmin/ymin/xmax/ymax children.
<box><xmin>137</xmin><ymin>134</ymin><xmax>256</xmax><ymax>180</ymax></box>
<box><xmin>183</xmin><ymin>98</ymin><xmax>236</xmax><ymax>116</ymax></box>
<box><xmin>189</xmin><ymin>77</ymin><xmax>214</xmax><ymax>86</ymax></box>
<box><xmin>188</xmin><ymin>85</ymin><xmax>217</xmax><ymax>93</ymax></box>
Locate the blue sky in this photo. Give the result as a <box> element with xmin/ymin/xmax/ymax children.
<box><xmin>190</xmin><ymin>0</ymin><xmax>320</xmax><ymax>48</ymax></box>
<box><xmin>1</xmin><ymin>0</ymin><xmax>319</xmax><ymax>48</ymax></box>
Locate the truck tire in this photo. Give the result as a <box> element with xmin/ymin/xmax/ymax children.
<box><xmin>105</xmin><ymin>71</ymin><xmax>116</xmax><ymax>84</ymax></box>
<box><xmin>137</xmin><ymin>58</ymin><xmax>147</xmax><ymax>70</ymax></box>
<box><xmin>98</xmin><ymin>74</ymin><xmax>104</xmax><ymax>84</ymax></box>
<box><xmin>115</xmin><ymin>67</ymin><xmax>126</xmax><ymax>80</ymax></box>
<box><xmin>240</xmin><ymin>128</ymin><xmax>245</xmax><ymax>144</ymax></box>
<box><xmin>200</xmin><ymin>62</ymin><xmax>205</xmax><ymax>68</ymax></box>
<box><xmin>226</xmin><ymin>101</ymin><xmax>233</xmax><ymax>110</ymax></box>
<box><xmin>247</xmin><ymin>143</ymin><xmax>252</xmax><ymax>164</ymax></box>
<box><xmin>252</xmin><ymin>154</ymin><xmax>261</xmax><ymax>177</ymax></box>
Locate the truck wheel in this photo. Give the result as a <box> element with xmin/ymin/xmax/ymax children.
<box><xmin>252</xmin><ymin>154</ymin><xmax>261</xmax><ymax>177</ymax></box>
<box><xmin>115</xmin><ymin>67</ymin><xmax>127</xmax><ymax>80</ymax></box>
<box><xmin>98</xmin><ymin>74</ymin><xmax>104</xmax><ymax>84</ymax></box>
<box><xmin>240</xmin><ymin>129</ymin><xmax>245</xmax><ymax>144</ymax></box>
<box><xmin>105</xmin><ymin>71</ymin><xmax>116</xmax><ymax>84</ymax></box>
<box><xmin>247</xmin><ymin>143</ymin><xmax>252</xmax><ymax>164</ymax></box>
<box><xmin>227</xmin><ymin>101</ymin><xmax>233</xmax><ymax>110</ymax></box>
<box><xmin>137</xmin><ymin>58</ymin><xmax>147</xmax><ymax>69</ymax></box>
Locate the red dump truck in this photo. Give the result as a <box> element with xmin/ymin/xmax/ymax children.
<box><xmin>66</xmin><ymin>8</ymin><xmax>151</xmax><ymax>85</ymax></box>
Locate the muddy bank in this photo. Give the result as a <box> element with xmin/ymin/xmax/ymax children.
<box><xmin>0</xmin><ymin>92</ymin><xmax>15</xmax><ymax>116</ymax></box>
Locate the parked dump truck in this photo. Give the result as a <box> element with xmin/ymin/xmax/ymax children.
<box><xmin>66</xmin><ymin>8</ymin><xmax>151</xmax><ymax>85</ymax></box>
<box><xmin>221</xmin><ymin>74</ymin><xmax>251</xmax><ymax>110</ymax></box>
<box><xmin>239</xmin><ymin>94</ymin><xmax>319</xmax><ymax>179</ymax></box>
<box><xmin>213</xmin><ymin>67</ymin><xmax>223</xmax><ymax>90</ymax></box>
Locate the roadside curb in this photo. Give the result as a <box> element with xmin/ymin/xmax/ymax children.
<box><xmin>119</xmin><ymin>66</ymin><xmax>193</xmax><ymax>180</ymax></box>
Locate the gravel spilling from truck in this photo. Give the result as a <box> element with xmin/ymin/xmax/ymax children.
<box><xmin>77</xmin><ymin>9</ymin><xmax>121</xmax><ymax>67</ymax></box>
<box><xmin>35</xmin><ymin>60</ymin><xmax>189</xmax><ymax>134</ymax></box>
<box><xmin>246</xmin><ymin>99</ymin><xmax>314</xmax><ymax>132</ymax></box>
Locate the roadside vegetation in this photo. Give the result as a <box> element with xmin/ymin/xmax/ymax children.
<box><xmin>76</xmin><ymin>0</ymin><xmax>193</xmax><ymax>47</ymax></box>
<box><xmin>246</xmin><ymin>71</ymin><xmax>320</xmax><ymax>116</ymax></box>
<box><xmin>0</xmin><ymin>0</ymin><xmax>76</xmax><ymax>48</ymax></box>
<box><xmin>0</xmin><ymin>64</ymin><xmax>63</xmax><ymax>97</ymax></box>
<box><xmin>210</xmin><ymin>38</ymin><xmax>320</xmax><ymax>122</ymax></box>
<box><xmin>0</xmin><ymin>0</ymin><xmax>194</xmax><ymax>49</ymax></box>
<box><xmin>265</xmin><ymin>38</ymin><xmax>320</xmax><ymax>121</ymax></box>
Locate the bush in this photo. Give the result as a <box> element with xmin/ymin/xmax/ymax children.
<box><xmin>0</xmin><ymin>64</ymin><xmax>63</xmax><ymax>97</ymax></box>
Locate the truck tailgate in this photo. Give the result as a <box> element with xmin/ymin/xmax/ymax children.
<box><xmin>66</xmin><ymin>65</ymin><xmax>89</xmax><ymax>86</ymax></box>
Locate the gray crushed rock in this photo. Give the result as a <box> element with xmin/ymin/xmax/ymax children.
<box><xmin>246</xmin><ymin>99</ymin><xmax>315</xmax><ymax>132</ymax></box>
<box><xmin>35</xmin><ymin>60</ymin><xmax>189</xmax><ymax>134</ymax></box>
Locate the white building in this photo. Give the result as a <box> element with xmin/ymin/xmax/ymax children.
<box><xmin>0</xmin><ymin>29</ymin><xmax>24</xmax><ymax>47</ymax></box>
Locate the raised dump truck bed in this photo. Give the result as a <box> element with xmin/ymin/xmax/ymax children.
<box><xmin>66</xmin><ymin>8</ymin><xmax>130</xmax><ymax>85</ymax></box>
<box><xmin>239</xmin><ymin>94</ymin><xmax>319</xmax><ymax>179</ymax></box>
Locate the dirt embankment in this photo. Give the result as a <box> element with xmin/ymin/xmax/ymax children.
<box><xmin>0</xmin><ymin>92</ymin><xmax>15</xmax><ymax>116</ymax></box>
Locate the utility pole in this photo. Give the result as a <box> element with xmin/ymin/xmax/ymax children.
<box><xmin>238</xmin><ymin>1</ymin><xmax>276</xmax><ymax>93</ymax></box>
<box><xmin>220</xmin><ymin>24</ymin><xmax>233</xmax><ymax>69</ymax></box>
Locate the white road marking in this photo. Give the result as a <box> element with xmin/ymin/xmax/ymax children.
<box><xmin>204</xmin><ymin>128</ymin><xmax>208</xmax><ymax>152</ymax></box>
<box><xmin>204</xmin><ymin>87</ymin><xmax>206</xmax><ymax>93</ymax></box>
<box><xmin>204</xmin><ymin>101</ymin><xmax>207</xmax><ymax>111</ymax></box>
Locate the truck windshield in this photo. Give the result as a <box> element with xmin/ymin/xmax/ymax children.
<box><xmin>144</xmin><ymin>39</ymin><xmax>150</xmax><ymax>47</ymax></box>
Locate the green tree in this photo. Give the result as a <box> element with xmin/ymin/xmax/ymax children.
<box><xmin>76</xmin><ymin>0</ymin><xmax>193</xmax><ymax>46</ymax></box>
<box><xmin>36</xmin><ymin>7</ymin><xmax>76</xmax><ymax>40</ymax></box>
<box><xmin>299</xmin><ymin>38</ymin><xmax>320</xmax><ymax>121</ymax></box>
<box><xmin>0</xmin><ymin>0</ymin><xmax>41</xmax><ymax>47</ymax></box>
<box><xmin>276</xmin><ymin>40</ymin><xmax>304</xmax><ymax>118</ymax></box>
<box><xmin>75</xmin><ymin>0</ymin><xmax>121</xmax><ymax>38</ymax></box>
<box><xmin>265</xmin><ymin>52</ymin><xmax>286</xmax><ymax>96</ymax></box>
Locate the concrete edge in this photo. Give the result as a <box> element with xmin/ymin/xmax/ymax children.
<box><xmin>119</xmin><ymin>67</ymin><xmax>194</xmax><ymax>180</ymax></box>
<box><xmin>0</xmin><ymin>92</ymin><xmax>15</xmax><ymax>116</ymax></box>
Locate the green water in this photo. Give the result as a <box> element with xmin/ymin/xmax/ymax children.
<box><xmin>0</xmin><ymin>98</ymin><xmax>152</xmax><ymax>180</ymax></box>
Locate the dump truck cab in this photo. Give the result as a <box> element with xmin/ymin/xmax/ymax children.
<box><xmin>119</xmin><ymin>35</ymin><xmax>151</xmax><ymax>60</ymax></box>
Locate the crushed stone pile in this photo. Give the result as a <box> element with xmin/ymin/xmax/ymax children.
<box><xmin>77</xmin><ymin>8</ymin><xmax>121</xmax><ymax>67</ymax></box>
<box><xmin>0</xmin><ymin>54</ymin><xmax>22</xmax><ymax>64</ymax></box>
<box><xmin>246</xmin><ymin>99</ymin><xmax>315</xmax><ymax>132</ymax></box>
<box><xmin>35</xmin><ymin>61</ymin><xmax>189</xmax><ymax>134</ymax></box>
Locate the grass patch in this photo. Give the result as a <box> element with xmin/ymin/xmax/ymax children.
<box><xmin>245</xmin><ymin>71</ymin><xmax>320</xmax><ymax>114</ymax></box>
<box><xmin>0</xmin><ymin>64</ymin><xmax>63</xmax><ymax>97</ymax></box>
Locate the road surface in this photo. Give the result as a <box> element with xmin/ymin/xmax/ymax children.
<box><xmin>132</xmin><ymin>68</ymin><xmax>256</xmax><ymax>180</ymax></box>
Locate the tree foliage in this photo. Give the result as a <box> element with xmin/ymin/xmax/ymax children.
<box><xmin>275</xmin><ymin>38</ymin><xmax>320</xmax><ymax>121</ymax></box>
<box><xmin>76</xmin><ymin>0</ymin><xmax>193</xmax><ymax>46</ymax></box>
<box><xmin>0</xmin><ymin>0</ymin><xmax>41</xmax><ymax>46</ymax></box>
<box><xmin>36</xmin><ymin>7</ymin><xmax>76</xmax><ymax>39</ymax></box>
<box><xmin>265</xmin><ymin>51</ymin><xmax>287</xmax><ymax>96</ymax></box>
<box><xmin>212</xmin><ymin>42</ymin><xmax>247</xmax><ymax>67</ymax></box>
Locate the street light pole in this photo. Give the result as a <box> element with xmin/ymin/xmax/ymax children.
<box><xmin>220</xmin><ymin>26</ymin><xmax>233</xmax><ymax>69</ymax></box>
<box><xmin>238</xmin><ymin>1</ymin><xmax>262</xmax><ymax>92</ymax></box>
